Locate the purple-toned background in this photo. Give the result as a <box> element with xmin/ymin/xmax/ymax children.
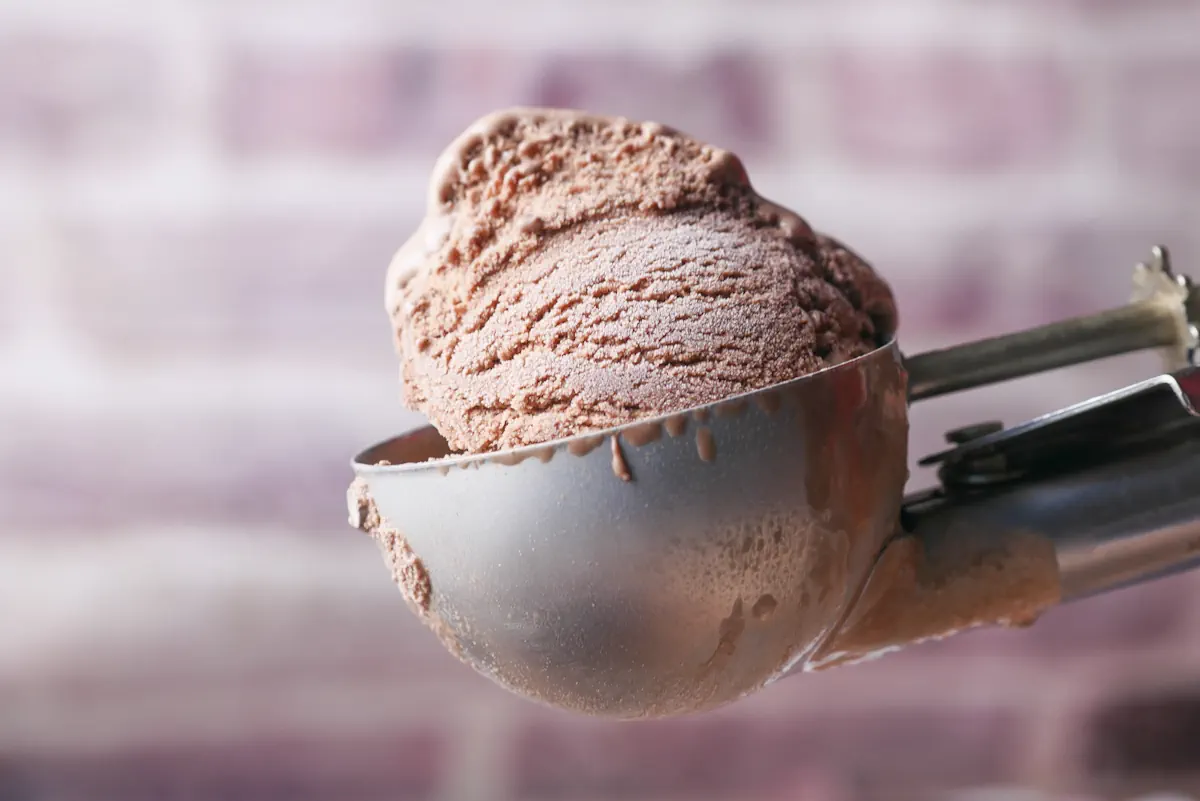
<box><xmin>4</xmin><ymin>1</ymin><xmax>1200</xmax><ymax>799</ymax></box>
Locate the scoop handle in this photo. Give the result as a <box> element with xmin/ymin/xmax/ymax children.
<box><xmin>809</xmin><ymin>366</ymin><xmax>1200</xmax><ymax>671</ymax></box>
<box><xmin>904</xmin><ymin>246</ymin><xmax>1196</xmax><ymax>402</ymax></box>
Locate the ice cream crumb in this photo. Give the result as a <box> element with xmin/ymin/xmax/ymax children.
<box><xmin>346</xmin><ymin>478</ymin><xmax>441</xmax><ymax>625</ymax></box>
<box><xmin>378</xmin><ymin>528</ymin><xmax>433</xmax><ymax>616</ymax></box>
<box><xmin>347</xmin><ymin>478</ymin><xmax>381</xmax><ymax>533</ymax></box>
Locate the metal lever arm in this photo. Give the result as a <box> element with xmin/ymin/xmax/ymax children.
<box><xmin>908</xmin><ymin>365</ymin><xmax>1200</xmax><ymax>600</ymax></box>
<box><xmin>904</xmin><ymin>431</ymin><xmax>1200</xmax><ymax>602</ymax></box>
<box><xmin>905</xmin><ymin>246</ymin><xmax>1197</xmax><ymax>402</ymax></box>
<box><xmin>809</xmin><ymin>378</ymin><xmax>1200</xmax><ymax>671</ymax></box>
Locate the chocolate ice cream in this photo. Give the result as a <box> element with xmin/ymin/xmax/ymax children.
<box><xmin>388</xmin><ymin>108</ymin><xmax>897</xmax><ymax>453</ymax></box>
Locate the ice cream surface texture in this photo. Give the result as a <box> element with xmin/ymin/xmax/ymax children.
<box><xmin>388</xmin><ymin>108</ymin><xmax>897</xmax><ymax>454</ymax></box>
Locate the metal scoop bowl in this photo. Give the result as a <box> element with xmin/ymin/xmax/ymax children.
<box><xmin>350</xmin><ymin>246</ymin><xmax>1200</xmax><ymax>718</ymax></box>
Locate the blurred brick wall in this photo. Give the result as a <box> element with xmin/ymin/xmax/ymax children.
<box><xmin>4</xmin><ymin>1</ymin><xmax>1200</xmax><ymax>800</ymax></box>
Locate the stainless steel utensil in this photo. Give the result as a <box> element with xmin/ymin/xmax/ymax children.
<box><xmin>349</xmin><ymin>246</ymin><xmax>1200</xmax><ymax>718</ymax></box>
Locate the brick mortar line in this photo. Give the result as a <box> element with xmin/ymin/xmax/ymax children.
<box><xmin>160</xmin><ymin>0</ymin><xmax>224</xmax><ymax>169</ymax></box>
<box><xmin>0</xmin><ymin>336</ymin><xmax>412</xmax><ymax>412</ymax></box>
<box><xmin>5</xmin><ymin>162</ymin><xmax>1193</xmax><ymax>228</ymax></box>
<box><xmin>1023</xmin><ymin>686</ymin><xmax>1086</xmax><ymax>788</ymax></box>
<box><xmin>6</xmin><ymin>0</ymin><xmax>1200</xmax><ymax>55</ymax></box>
<box><xmin>439</xmin><ymin>699</ymin><xmax>516</xmax><ymax>801</ymax></box>
<box><xmin>0</xmin><ymin>526</ymin><xmax>387</xmax><ymax>589</ymax></box>
<box><xmin>8</xmin><ymin>522</ymin><xmax>1198</xmax><ymax>662</ymax></box>
<box><xmin>3</xmin><ymin>676</ymin><xmax>496</xmax><ymax>754</ymax></box>
<box><xmin>9</xmin><ymin>531</ymin><xmax>1196</xmax><ymax>653</ymax></box>
<box><xmin>8</xmin><ymin>644</ymin><xmax>1197</xmax><ymax>755</ymax></box>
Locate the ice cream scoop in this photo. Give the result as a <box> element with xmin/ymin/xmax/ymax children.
<box><xmin>351</xmin><ymin>245</ymin><xmax>1200</xmax><ymax>717</ymax></box>
<box><xmin>353</xmin><ymin>106</ymin><xmax>1200</xmax><ymax>717</ymax></box>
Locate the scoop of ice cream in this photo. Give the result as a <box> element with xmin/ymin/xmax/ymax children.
<box><xmin>388</xmin><ymin>108</ymin><xmax>897</xmax><ymax>454</ymax></box>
